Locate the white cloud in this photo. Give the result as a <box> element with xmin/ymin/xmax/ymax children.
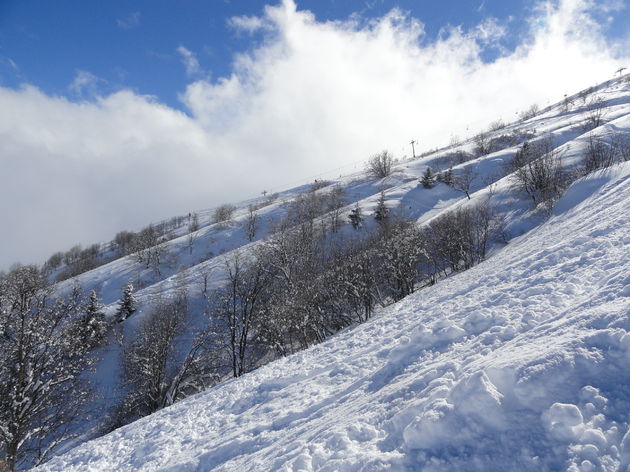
<box><xmin>228</xmin><ymin>14</ymin><xmax>268</xmax><ymax>33</ymax></box>
<box><xmin>0</xmin><ymin>0</ymin><xmax>628</xmax><ymax>269</ymax></box>
<box><xmin>176</xmin><ymin>45</ymin><xmax>203</xmax><ymax>77</ymax></box>
<box><xmin>68</xmin><ymin>70</ymin><xmax>102</xmax><ymax>97</ymax></box>
<box><xmin>117</xmin><ymin>11</ymin><xmax>141</xmax><ymax>30</ymax></box>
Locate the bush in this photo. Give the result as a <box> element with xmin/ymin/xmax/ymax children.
<box><xmin>582</xmin><ymin>134</ymin><xmax>617</xmax><ymax>173</ymax></box>
<box><xmin>518</xmin><ymin>104</ymin><xmax>539</xmax><ymax>121</ymax></box>
<box><xmin>366</xmin><ymin>150</ymin><xmax>394</xmax><ymax>179</ymax></box>
<box><xmin>507</xmin><ymin>138</ymin><xmax>567</xmax><ymax>207</ymax></box>
<box><xmin>212</xmin><ymin>204</ymin><xmax>236</xmax><ymax>226</ymax></box>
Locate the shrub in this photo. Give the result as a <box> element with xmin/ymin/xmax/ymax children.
<box><xmin>366</xmin><ymin>150</ymin><xmax>394</xmax><ymax>179</ymax></box>
<box><xmin>212</xmin><ymin>204</ymin><xmax>236</xmax><ymax>226</ymax></box>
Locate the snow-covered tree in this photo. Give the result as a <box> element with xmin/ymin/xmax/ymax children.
<box><xmin>118</xmin><ymin>293</ymin><xmax>212</xmax><ymax>424</ymax></box>
<box><xmin>348</xmin><ymin>203</ymin><xmax>363</xmax><ymax>230</ymax></box>
<box><xmin>420</xmin><ymin>167</ymin><xmax>436</xmax><ymax>188</ymax></box>
<box><xmin>70</xmin><ymin>289</ymin><xmax>108</xmax><ymax>347</ymax></box>
<box><xmin>0</xmin><ymin>265</ymin><xmax>96</xmax><ymax>470</ymax></box>
<box><xmin>373</xmin><ymin>191</ymin><xmax>389</xmax><ymax>225</ymax></box>
<box><xmin>117</xmin><ymin>283</ymin><xmax>136</xmax><ymax>322</ymax></box>
<box><xmin>243</xmin><ymin>204</ymin><xmax>259</xmax><ymax>242</ymax></box>
<box><xmin>366</xmin><ymin>150</ymin><xmax>393</xmax><ymax>178</ymax></box>
<box><xmin>211</xmin><ymin>254</ymin><xmax>271</xmax><ymax>377</ymax></box>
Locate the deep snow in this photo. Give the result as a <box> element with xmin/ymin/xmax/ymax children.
<box><xmin>36</xmin><ymin>163</ymin><xmax>630</xmax><ymax>471</ymax></box>
<box><xmin>30</xmin><ymin>75</ymin><xmax>630</xmax><ymax>471</ymax></box>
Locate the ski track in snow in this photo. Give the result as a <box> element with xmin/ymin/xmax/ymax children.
<box><xmin>37</xmin><ymin>162</ymin><xmax>630</xmax><ymax>471</ymax></box>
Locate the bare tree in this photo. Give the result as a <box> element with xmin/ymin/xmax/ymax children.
<box><xmin>212</xmin><ymin>204</ymin><xmax>236</xmax><ymax>226</ymax></box>
<box><xmin>211</xmin><ymin>254</ymin><xmax>271</xmax><ymax>377</ymax></box>
<box><xmin>188</xmin><ymin>212</ymin><xmax>199</xmax><ymax>232</ymax></box>
<box><xmin>326</xmin><ymin>185</ymin><xmax>346</xmax><ymax>233</ymax></box>
<box><xmin>118</xmin><ymin>292</ymin><xmax>212</xmax><ymax>423</ymax></box>
<box><xmin>366</xmin><ymin>150</ymin><xmax>394</xmax><ymax>178</ymax></box>
<box><xmin>243</xmin><ymin>204</ymin><xmax>259</xmax><ymax>242</ymax></box>
<box><xmin>582</xmin><ymin>134</ymin><xmax>617</xmax><ymax>173</ymax></box>
<box><xmin>582</xmin><ymin>96</ymin><xmax>607</xmax><ymax>131</ymax></box>
<box><xmin>518</xmin><ymin>103</ymin><xmax>539</xmax><ymax>121</ymax></box>
<box><xmin>507</xmin><ymin>138</ymin><xmax>567</xmax><ymax>207</ymax></box>
<box><xmin>473</xmin><ymin>131</ymin><xmax>491</xmax><ymax>156</ymax></box>
<box><xmin>450</xmin><ymin>166</ymin><xmax>478</xmax><ymax>199</ymax></box>
<box><xmin>0</xmin><ymin>266</ymin><xmax>96</xmax><ymax>470</ymax></box>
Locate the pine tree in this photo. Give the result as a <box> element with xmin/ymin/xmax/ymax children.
<box><xmin>117</xmin><ymin>283</ymin><xmax>137</xmax><ymax>322</ymax></box>
<box><xmin>373</xmin><ymin>191</ymin><xmax>389</xmax><ymax>224</ymax></box>
<box><xmin>437</xmin><ymin>168</ymin><xmax>454</xmax><ymax>186</ymax></box>
<box><xmin>80</xmin><ymin>290</ymin><xmax>107</xmax><ymax>346</ymax></box>
<box><xmin>348</xmin><ymin>203</ymin><xmax>363</xmax><ymax>229</ymax></box>
<box><xmin>421</xmin><ymin>167</ymin><xmax>436</xmax><ymax>188</ymax></box>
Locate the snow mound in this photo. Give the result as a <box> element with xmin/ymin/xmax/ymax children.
<box><xmin>36</xmin><ymin>162</ymin><xmax>630</xmax><ymax>471</ymax></box>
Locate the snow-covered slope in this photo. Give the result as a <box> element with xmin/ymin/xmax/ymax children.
<box><xmin>37</xmin><ymin>157</ymin><xmax>630</xmax><ymax>470</ymax></box>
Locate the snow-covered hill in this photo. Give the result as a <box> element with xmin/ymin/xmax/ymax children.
<box><xmin>33</xmin><ymin>76</ymin><xmax>630</xmax><ymax>471</ymax></box>
<box><xmin>37</xmin><ymin>158</ymin><xmax>630</xmax><ymax>472</ymax></box>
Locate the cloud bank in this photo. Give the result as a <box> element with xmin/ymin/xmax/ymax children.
<box><xmin>0</xmin><ymin>0</ymin><xmax>627</xmax><ymax>269</ymax></box>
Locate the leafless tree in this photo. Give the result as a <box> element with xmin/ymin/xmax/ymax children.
<box><xmin>210</xmin><ymin>254</ymin><xmax>272</xmax><ymax>377</ymax></box>
<box><xmin>326</xmin><ymin>185</ymin><xmax>346</xmax><ymax>233</ymax></box>
<box><xmin>474</xmin><ymin>131</ymin><xmax>491</xmax><ymax>156</ymax></box>
<box><xmin>118</xmin><ymin>292</ymin><xmax>212</xmax><ymax>423</ymax></box>
<box><xmin>582</xmin><ymin>134</ymin><xmax>617</xmax><ymax>173</ymax></box>
<box><xmin>507</xmin><ymin>137</ymin><xmax>567</xmax><ymax>207</ymax></box>
<box><xmin>0</xmin><ymin>266</ymin><xmax>96</xmax><ymax>470</ymax></box>
<box><xmin>243</xmin><ymin>204</ymin><xmax>259</xmax><ymax>242</ymax></box>
<box><xmin>582</xmin><ymin>96</ymin><xmax>607</xmax><ymax>131</ymax></box>
<box><xmin>450</xmin><ymin>165</ymin><xmax>478</xmax><ymax>199</ymax></box>
<box><xmin>212</xmin><ymin>204</ymin><xmax>236</xmax><ymax>226</ymax></box>
<box><xmin>366</xmin><ymin>150</ymin><xmax>394</xmax><ymax>178</ymax></box>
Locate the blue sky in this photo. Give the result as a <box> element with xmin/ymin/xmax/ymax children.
<box><xmin>0</xmin><ymin>0</ymin><xmax>629</xmax><ymax>268</ymax></box>
<box><xmin>0</xmin><ymin>0</ymin><xmax>567</xmax><ymax>109</ymax></box>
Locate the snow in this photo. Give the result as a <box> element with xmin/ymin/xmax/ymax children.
<box><xmin>35</xmin><ymin>152</ymin><xmax>630</xmax><ymax>471</ymax></box>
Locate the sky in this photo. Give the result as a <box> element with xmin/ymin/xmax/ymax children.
<box><xmin>0</xmin><ymin>0</ymin><xmax>629</xmax><ymax>269</ymax></box>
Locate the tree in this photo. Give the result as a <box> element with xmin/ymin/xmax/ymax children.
<box><xmin>348</xmin><ymin>203</ymin><xmax>363</xmax><ymax>230</ymax></box>
<box><xmin>118</xmin><ymin>293</ymin><xmax>211</xmax><ymax>423</ymax></box>
<box><xmin>421</xmin><ymin>167</ymin><xmax>436</xmax><ymax>188</ymax></box>
<box><xmin>473</xmin><ymin>131</ymin><xmax>491</xmax><ymax>156</ymax></box>
<box><xmin>212</xmin><ymin>204</ymin><xmax>236</xmax><ymax>226</ymax></box>
<box><xmin>0</xmin><ymin>266</ymin><xmax>96</xmax><ymax>470</ymax></box>
<box><xmin>376</xmin><ymin>220</ymin><xmax>426</xmax><ymax>301</ymax></box>
<box><xmin>436</xmin><ymin>168</ymin><xmax>454</xmax><ymax>186</ymax></box>
<box><xmin>366</xmin><ymin>150</ymin><xmax>394</xmax><ymax>178</ymax></box>
<box><xmin>243</xmin><ymin>204</ymin><xmax>259</xmax><ymax>242</ymax></box>
<box><xmin>72</xmin><ymin>289</ymin><xmax>108</xmax><ymax>347</ymax></box>
<box><xmin>373</xmin><ymin>191</ymin><xmax>389</xmax><ymax>225</ymax></box>
<box><xmin>188</xmin><ymin>212</ymin><xmax>199</xmax><ymax>232</ymax></box>
<box><xmin>117</xmin><ymin>283</ymin><xmax>136</xmax><ymax>322</ymax></box>
<box><xmin>582</xmin><ymin>134</ymin><xmax>617</xmax><ymax>173</ymax></box>
<box><xmin>583</xmin><ymin>96</ymin><xmax>607</xmax><ymax>131</ymax></box>
<box><xmin>507</xmin><ymin>138</ymin><xmax>566</xmax><ymax>207</ymax></box>
<box><xmin>326</xmin><ymin>185</ymin><xmax>346</xmax><ymax>233</ymax></box>
<box><xmin>211</xmin><ymin>254</ymin><xmax>271</xmax><ymax>377</ymax></box>
<box><xmin>450</xmin><ymin>166</ymin><xmax>477</xmax><ymax>200</ymax></box>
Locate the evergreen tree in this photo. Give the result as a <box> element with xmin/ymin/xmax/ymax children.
<box><xmin>437</xmin><ymin>168</ymin><xmax>454</xmax><ymax>186</ymax></box>
<box><xmin>348</xmin><ymin>203</ymin><xmax>363</xmax><ymax>230</ymax></box>
<box><xmin>78</xmin><ymin>290</ymin><xmax>108</xmax><ymax>346</ymax></box>
<box><xmin>373</xmin><ymin>191</ymin><xmax>389</xmax><ymax>224</ymax></box>
<box><xmin>117</xmin><ymin>283</ymin><xmax>136</xmax><ymax>322</ymax></box>
<box><xmin>421</xmin><ymin>167</ymin><xmax>436</xmax><ymax>188</ymax></box>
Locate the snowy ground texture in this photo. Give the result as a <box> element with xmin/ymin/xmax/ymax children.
<box><xmin>37</xmin><ymin>167</ymin><xmax>630</xmax><ymax>469</ymax></box>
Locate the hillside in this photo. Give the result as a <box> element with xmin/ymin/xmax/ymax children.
<box><xmin>19</xmin><ymin>75</ymin><xmax>630</xmax><ymax>470</ymax></box>
<box><xmin>37</xmin><ymin>160</ymin><xmax>630</xmax><ymax>471</ymax></box>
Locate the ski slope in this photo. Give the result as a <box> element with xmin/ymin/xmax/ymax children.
<box><xmin>36</xmin><ymin>155</ymin><xmax>630</xmax><ymax>471</ymax></box>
